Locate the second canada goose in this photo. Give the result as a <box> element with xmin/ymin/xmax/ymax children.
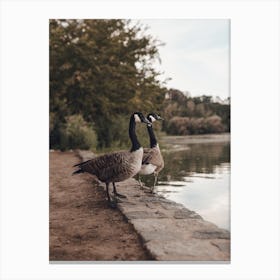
<box><xmin>72</xmin><ymin>112</ymin><xmax>151</xmax><ymax>207</ymax></box>
<box><xmin>138</xmin><ymin>113</ymin><xmax>164</xmax><ymax>193</ymax></box>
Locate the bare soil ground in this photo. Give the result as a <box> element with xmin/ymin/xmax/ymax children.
<box><xmin>49</xmin><ymin>151</ymin><xmax>151</xmax><ymax>261</ymax></box>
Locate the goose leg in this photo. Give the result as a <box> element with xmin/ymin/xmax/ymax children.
<box><xmin>151</xmin><ymin>174</ymin><xmax>158</xmax><ymax>194</ymax></box>
<box><xmin>113</xmin><ymin>182</ymin><xmax>127</xmax><ymax>198</ymax></box>
<box><xmin>138</xmin><ymin>174</ymin><xmax>143</xmax><ymax>188</ymax></box>
<box><xmin>106</xmin><ymin>182</ymin><xmax>117</xmax><ymax>208</ymax></box>
<box><xmin>138</xmin><ymin>174</ymin><xmax>150</xmax><ymax>191</ymax></box>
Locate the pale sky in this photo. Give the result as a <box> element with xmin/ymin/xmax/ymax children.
<box><xmin>138</xmin><ymin>19</ymin><xmax>230</xmax><ymax>99</ymax></box>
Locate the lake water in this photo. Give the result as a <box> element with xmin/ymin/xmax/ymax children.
<box><xmin>141</xmin><ymin>134</ymin><xmax>230</xmax><ymax>230</ymax></box>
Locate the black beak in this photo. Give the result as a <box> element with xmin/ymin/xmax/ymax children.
<box><xmin>158</xmin><ymin>116</ymin><xmax>164</xmax><ymax>121</ymax></box>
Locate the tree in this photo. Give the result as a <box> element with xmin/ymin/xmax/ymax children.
<box><xmin>50</xmin><ymin>19</ymin><xmax>166</xmax><ymax>149</ymax></box>
<box><xmin>161</xmin><ymin>88</ymin><xmax>230</xmax><ymax>135</ymax></box>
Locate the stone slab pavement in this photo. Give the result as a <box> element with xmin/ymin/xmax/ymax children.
<box><xmin>76</xmin><ymin>150</ymin><xmax>230</xmax><ymax>261</ymax></box>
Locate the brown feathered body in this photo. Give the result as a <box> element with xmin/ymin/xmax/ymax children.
<box><xmin>139</xmin><ymin>144</ymin><xmax>164</xmax><ymax>175</ymax></box>
<box><xmin>74</xmin><ymin>148</ymin><xmax>143</xmax><ymax>183</ymax></box>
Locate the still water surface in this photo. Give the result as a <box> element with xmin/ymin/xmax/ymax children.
<box><xmin>141</xmin><ymin>134</ymin><xmax>230</xmax><ymax>230</ymax></box>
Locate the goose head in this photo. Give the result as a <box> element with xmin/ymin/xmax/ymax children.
<box><xmin>133</xmin><ymin>112</ymin><xmax>151</xmax><ymax>125</ymax></box>
<box><xmin>147</xmin><ymin>113</ymin><xmax>164</xmax><ymax>125</ymax></box>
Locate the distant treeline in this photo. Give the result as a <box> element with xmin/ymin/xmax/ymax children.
<box><xmin>49</xmin><ymin>19</ymin><xmax>230</xmax><ymax>151</ymax></box>
<box><xmin>162</xmin><ymin>89</ymin><xmax>230</xmax><ymax>136</ymax></box>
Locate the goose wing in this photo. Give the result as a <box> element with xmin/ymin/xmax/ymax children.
<box><xmin>75</xmin><ymin>150</ymin><xmax>133</xmax><ymax>182</ymax></box>
<box><xmin>142</xmin><ymin>148</ymin><xmax>153</xmax><ymax>164</ymax></box>
<box><xmin>142</xmin><ymin>147</ymin><xmax>164</xmax><ymax>170</ymax></box>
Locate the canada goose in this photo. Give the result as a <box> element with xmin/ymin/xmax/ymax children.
<box><xmin>72</xmin><ymin>112</ymin><xmax>151</xmax><ymax>207</ymax></box>
<box><xmin>138</xmin><ymin>113</ymin><xmax>164</xmax><ymax>193</ymax></box>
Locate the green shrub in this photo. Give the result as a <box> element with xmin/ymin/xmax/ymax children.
<box><xmin>65</xmin><ymin>115</ymin><xmax>97</xmax><ymax>150</ymax></box>
<box><xmin>50</xmin><ymin>114</ymin><xmax>97</xmax><ymax>151</ymax></box>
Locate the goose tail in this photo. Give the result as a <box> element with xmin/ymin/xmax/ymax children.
<box><xmin>72</xmin><ymin>168</ymin><xmax>84</xmax><ymax>175</ymax></box>
<box><xmin>72</xmin><ymin>159</ymin><xmax>93</xmax><ymax>175</ymax></box>
<box><xmin>73</xmin><ymin>159</ymin><xmax>91</xmax><ymax>168</ymax></box>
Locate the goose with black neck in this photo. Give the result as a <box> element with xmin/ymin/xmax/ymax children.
<box><xmin>138</xmin><ymin>113</ymin><xmax>164</xmax><ymax>193</ymax></box>
<box><xmin>72</xmin><ymin>112</ymin><xmax>151</xmax><ymax>208</ymax></box>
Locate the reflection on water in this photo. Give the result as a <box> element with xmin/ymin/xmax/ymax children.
<box><xmin>141</xmin><ymin>135</ymin><xmax>230</xmax><ymax>230</ymax></box>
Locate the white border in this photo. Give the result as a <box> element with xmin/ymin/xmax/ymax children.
<box><xmin>1</xmin><ymin>1</ymin><xmax>279</xmax><ymax>280</ymax></box>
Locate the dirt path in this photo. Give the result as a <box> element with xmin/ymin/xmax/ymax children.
<box><xmin>49</xmin><ymin>151</ymin><xmax>150</xmax><ymax>261</ymax></box>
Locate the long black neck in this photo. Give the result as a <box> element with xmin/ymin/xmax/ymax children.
<box><xmin>147</xmin><ymin>124</ymin><xmax>157</xmax><ymax>148</ymax></box>
<box><xmin>129</xmin><ymin>116</ymin><xmax>141</xmax><ymax>152</ymax></box>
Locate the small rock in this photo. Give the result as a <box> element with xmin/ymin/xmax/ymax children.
<box><xmin>174</xmin><ymin>209</ymin><xmax>202</xmax><ymax>219</ymax></box>
<box><xmin>192</xmin><ymin>230</ymin><xmax>230</xmax><ymax>240</ymax></box>
<box><xmin>126</xmin><ymin>210</ymin><xmax>167</xmax><ymax>219</ymax></box>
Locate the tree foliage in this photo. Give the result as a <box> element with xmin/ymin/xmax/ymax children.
<box><xmin>50</xmin><ymin>19</ymin><xmax>166</xmax><ymax>149</ymax></box>
<box><xmin>163</xmin><ymin>89</ymin><xmax>230</xmax><ymax>135</ymax></box>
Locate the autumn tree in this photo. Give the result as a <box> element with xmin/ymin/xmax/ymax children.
<box><xmin>162</xmin><ymin>88</ymin><xmax>230</xmax><ymax>135</ymax></box>
<box><xmin>50</xmin><ymin>19</ymin><xmax>166</xmax><ymax>149</ymax></box>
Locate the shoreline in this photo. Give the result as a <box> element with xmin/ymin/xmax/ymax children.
<box><xmin>76</xmin><ymin>150</ymin><xmax>230</xmax><ymax>261</ymax></box>
<box><xmin>160</xmin><ymin>133</ymin><xmax>230</xmax><ymax>145</ymax></box>
<box><xmin>49</xmin><ymin>151</ymin><xmax>151</xmax><ymax>261</ymax></box>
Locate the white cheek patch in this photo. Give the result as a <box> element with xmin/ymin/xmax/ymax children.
<box><xmin>134</xmin><ymin>114</ymin><xmax>141</xmax><ymax>122</ymax></box>
<box><xmin>150</xmin><ymin>116</ymin><xmax>156</xmax><ymax>122</ymax></box>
